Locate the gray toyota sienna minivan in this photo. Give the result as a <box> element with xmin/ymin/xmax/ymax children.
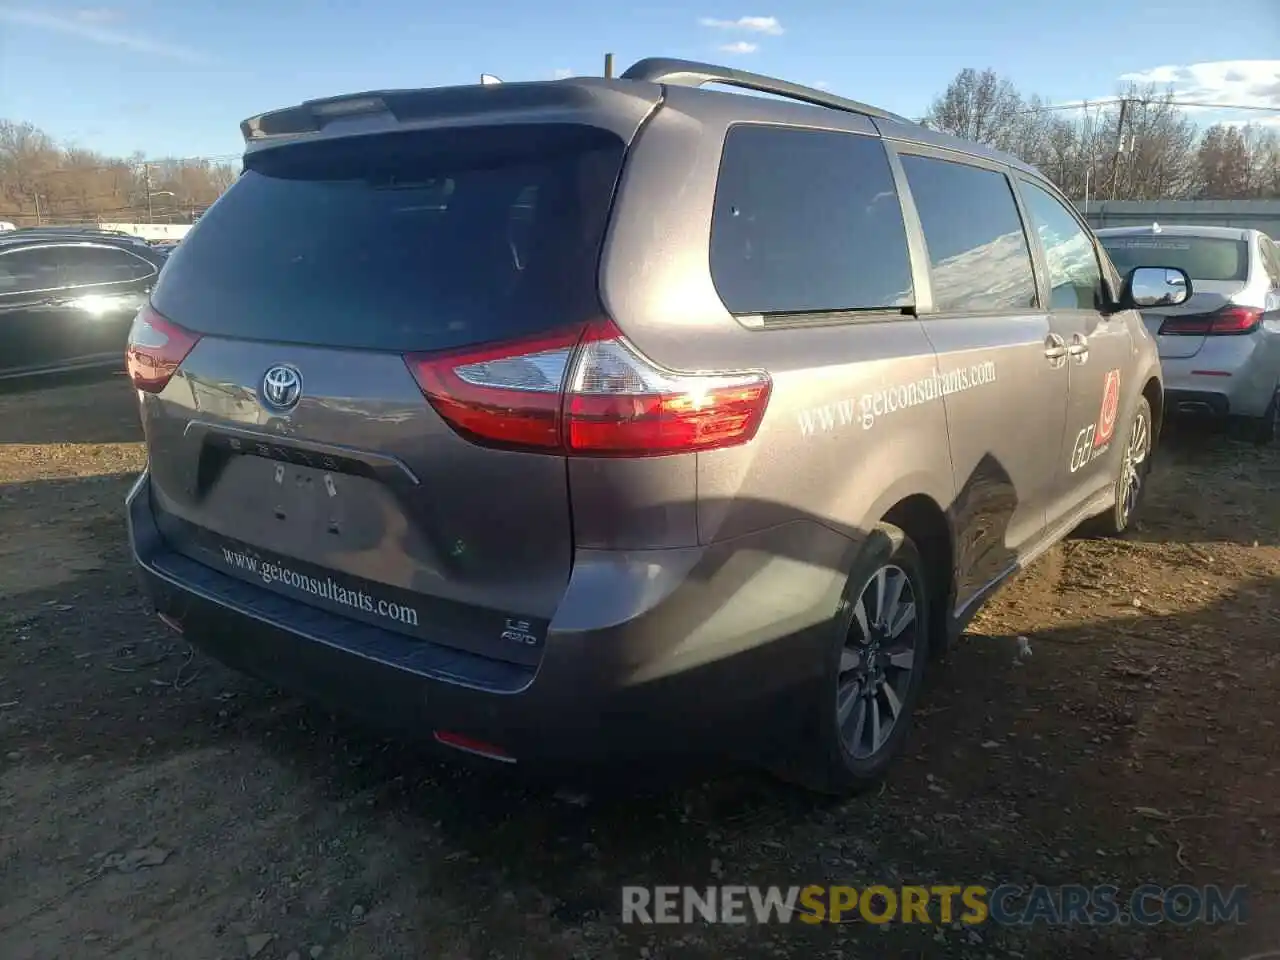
<box><xmin>125</xmin><ymin>58</ymin><xmax>1189</xmax><ymax>794</ymax></box>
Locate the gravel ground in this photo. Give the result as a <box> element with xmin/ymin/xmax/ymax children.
<box><xmin>2</xmin><ymin>373</ymin><xmax>1279</xmax><ymax>960</ymax></box>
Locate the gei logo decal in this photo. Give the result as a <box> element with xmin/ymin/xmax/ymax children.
<box><xmin>1069</xmin><ymin>369</ymin><xmax>1121</xmax><ymax>474</ymax></box>
<box><xmin>1096</xmin><ymin>369</ymin><xmax>1121</xmax><ymax>447</ymax></box>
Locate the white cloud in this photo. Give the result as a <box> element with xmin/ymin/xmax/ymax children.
<box><xmin>1118</xmin><ymin>59</ymin><xmax>1280</xmax><ymax>118</ymax></box>
<box><xmin>719</xmin><ymin>41</ymin><xmax>758</xmax><ymax>55</ymax></box>
<box><xmin>74</xmin><ymin>7</ymin><xmax>123</xmax><ymax>23</ymax></box>
<box><xmin>1218</xmin><ymin>114</ymin><xmax>1280</xmax><ymax>130</ymax></box>
<box><xmin>699</xmin><ymin>15</ymin><xmax>784</xmax><ymax>35</ymax></box>
<box><xmin>1043</xmin><ymin>61</ymin><xmax>1280</xmax><ymax>129</ymax></box>
<box><xmin>0</xmin><ymin>7</ymin><xmax>209</xmax><ymax>63</ymax></box>
<box><xmin>553</xmin><ymin>68</ymin><xmax>573</xmax><ymax>79</ymax></box>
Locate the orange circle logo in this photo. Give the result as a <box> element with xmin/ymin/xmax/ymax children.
<box><xmin>1097</xmin><ymin>370</ymin><xmax>1120</xmax><ymax>446</ymax></box>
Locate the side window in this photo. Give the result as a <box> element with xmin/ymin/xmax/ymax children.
<box><xmin>1020</xmin><ymin>181</ymin><xmax>1105</xmax><ymax>311</ymax></box>
<box><xmin>1261</xmin><ymin>237</ymin><xmax>1280</xmax><ymax>289</ymax></box>
<box><xmin>897</xmin><ymin>154</ymin><xmax>1037</xmax><ymax>313</ymax></box>
<box><xmin>0</xmin><ymin>247</ymin><xmax>62</xmax><ymax>295</ymax></box>
<box><xmin>55</xmin><ymin>246</ymin><xmax>155</xmax><ymax>287</ymax></box>
<box><xmin>710</xmin><ymin>125</ymin><xmax>914</xmax><ymax>315</ymax></box>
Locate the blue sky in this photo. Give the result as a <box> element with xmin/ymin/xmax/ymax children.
<box><xmin>1</xmin><ymin>0</ymin><xmax>1278</xmax><ymax>162</ymax></box>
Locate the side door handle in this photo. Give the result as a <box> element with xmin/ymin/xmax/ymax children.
<box><xmin>1044</xmin><ymin>333</ymin><xmax>1067</xmax><ymax>362</ymax></box>
<box><xmin>1067</xmin><ymin>333</ymin><xmax>1089</xmax><ymax>362</ymax></box>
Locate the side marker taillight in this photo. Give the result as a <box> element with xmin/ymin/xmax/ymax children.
<box><xmin>126</xmin><ymin>304</ymin><xmax>202</xmax><ymax>393</ymax></box>
<box><xmin>404</xmin><ymin>319</ymin><xmax>772</xmax><ymax>457</ymax></box>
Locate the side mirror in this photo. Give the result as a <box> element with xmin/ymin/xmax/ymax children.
<box><xmin>1119</xmin><ymin>266</ymin><xmax>1193</xmax><ymax>310</ymax></box>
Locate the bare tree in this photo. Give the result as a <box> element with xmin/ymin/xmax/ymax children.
<box><xmin>1252</xmin><ymin>129</ymin><xmax>1280</xmax><ymax>198</ymax></box>
<box><xmin>922</xmin><ymin>68</ymin><xmax>1280</xmax><ymax>201</ymax></box>
<box><xmin>0</xmin><ymin>120</ymin><xmax>62</xmax><ymax>222</ymax></box>
<box><xmin>0</xmin><ymin>119</ymin><xmax>237</xmax><ymax>225</ymax></box>
<box><xmin>924</xmin><ymin>68</ymin><xmax>1028</xmax><ymax>152</ymax></box>
<box><xmin>1195</xmin><ymin>125</ymin><xmax>1252</xmax><ymax>198</ymax></box>
<box><xmin>1106</xmin><ymin>84</ymin><xmax>1198</xmax><ymax>201</ymax></box>
<box><xmin>6</xmin><ymin>78</ymin><xmax>1280</xmax><ymax>218</ymax></box>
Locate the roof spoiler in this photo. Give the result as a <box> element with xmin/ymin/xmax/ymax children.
<box><xmin>239</xmin><ymin>81</ymin><xmax>639</xmax><ymax>146</ymax></box>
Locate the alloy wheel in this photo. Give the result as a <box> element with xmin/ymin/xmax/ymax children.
<box><xmin>835</xmin><ymin>564</ymin><xmax>920</xmax><ymax>761</ymax></box>
<box><xmin>1118</xmin><ymin>407</ymin><xmax>1151</xmax><ymax>525</ymax></box>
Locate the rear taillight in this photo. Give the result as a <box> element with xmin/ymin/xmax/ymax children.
<box><xmin>404</xmin><ymin>319</ymin><xmax>772</xmax><ymax>456</ymax></box>
<box><xmin>126</xmin><ymin>303</ymin><xmax>202</xmax><ymax>393</ymax></box>
<box><xmin>1159</xmin><ymin>306</ymin><xmax>1262</xmax><ymax>337</ymax></box>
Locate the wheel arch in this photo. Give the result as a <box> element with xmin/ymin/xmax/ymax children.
<box><xmin>1142</xmin><ymin>375</ymin><xmax>1163</xmax><ymax>451</ymax></box>
<box><xmin>880</xmin><ymin>493</ymin><xmax>953</xmax><ymax>658</ymax></box>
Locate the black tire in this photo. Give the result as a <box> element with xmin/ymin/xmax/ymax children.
<box><xmin>1084</xmin><ymin>394</ymin><xmax>1154</xmax><ymax>538</ymax></box>
<box><xmin>1251</xmin><ymin>390</ymin><xmax>1280</xmax><ymax>446</ymax></box>
<box><xmin>774</xmin><ymin>523</ymin><xmax>930</xmax><ymax>797</ymax></box>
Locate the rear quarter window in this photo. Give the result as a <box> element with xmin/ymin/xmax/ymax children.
<box><xmin>0</xmin><ymin>246</ymin><xmax>62</xmax><ymax>295</ymax></box>
<box><xmin>709</xmin><ymin>124</ymin><xmax>914</xmax><ymax>316</ymax></box>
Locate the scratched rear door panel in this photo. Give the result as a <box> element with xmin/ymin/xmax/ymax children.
<box><xmin>139</xmin><ymin>122</ymin><xmax>629</xmax><ymax>665</ymax></box>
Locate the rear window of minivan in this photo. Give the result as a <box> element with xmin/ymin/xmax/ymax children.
<box><xmin>151</xmin><ymin>123</ymin><xmax>625</xmax><ymax>353</ymax></box>
<box><xmin>1100</xmin><ymin>236</ymin><xmax>1249</xmax><ymax>283</ymax></box>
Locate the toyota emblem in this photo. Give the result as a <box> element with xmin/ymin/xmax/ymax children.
<box><xmin>261</xmin><ymin>364</ymin><xmax>303</xmax><ymax>411</ymax></box>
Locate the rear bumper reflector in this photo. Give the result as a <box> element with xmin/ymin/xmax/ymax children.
<box><xmin>1190</xmin><ymin>370</ymin><xmax>1231</xmax><ymax>377</ymax></box>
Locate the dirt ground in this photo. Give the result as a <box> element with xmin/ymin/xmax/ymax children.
<box><xmin>2</xmin><ymin>372</ymin><xmax>1279</xmax><ymax>960</ymax></box>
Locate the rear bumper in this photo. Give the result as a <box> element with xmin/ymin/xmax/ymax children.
<box><xmin>1160</xmin><ymin>339</ymin><xmax>1277</xmax><ymax>419</ymax></box>
<box><xmin>1165</xmin><ymin>389</ymin><xmax>1231</xmax><ymax>417</ymax></box>
<box><xmin>125</xmin><ymin>470</ymin><xmax>850</xmax><ymax>766</ymax></box>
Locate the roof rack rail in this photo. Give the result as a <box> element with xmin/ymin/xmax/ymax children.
<box><xmin>619</xmin><ymin>57</ymin><xmax>912</xmax><ymax>125</ymax></box>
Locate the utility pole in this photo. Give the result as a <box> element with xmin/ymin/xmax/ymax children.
<box><xmin>604</xmin><ymin>53</ymin><xmax>614</xmax><ymax>78</ymax></box>
<box><xmin>144</xmin><ymin>162</ymin><xmax>154</xmax><ymax>223</ymax></box>
<box><xmin>1108</xmin><ymin>98</ymin><xmax>1129</xmax><ymax>201</ymax></box>
<box><xmin>1084</xmin><ymin>100</ymin><xmax>1097</xmax><ymax>215</ymax></box>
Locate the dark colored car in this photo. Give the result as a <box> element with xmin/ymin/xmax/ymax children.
<box><xmin>0</xmin><ymin>233</ymin><xmax>167</xmax><ymax>379</ymax></box>
<box><xmin>125</xmin><ymin>58</ymin><xmax>1182</xmax><ymax>795</ymax></box>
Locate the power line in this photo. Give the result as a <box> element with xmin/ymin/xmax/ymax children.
<box><xmin>21</xmin><ymin>153</ymin><xmax>241</xmax><ymax>182</ymax></box>
<box><xmin>917</xmin><ymin>96</ymin><xmax>1280</xmax><ymax>126</ymax></box>
<box><xmin>1165</xmin><ymin>99</ymin><xmax>1280</xmax><ymax>113</ymax></box>
<box><xmin>15</xmin><ymin>97</ymin><xmax>1280</xmax><ymax>178</ymax></box>
<box><xmin>1014</xmin><ymin>98</ymin><xmax>1280</xmax><ymax>116</ymax></box>
<box><xmin>7</xmin><ymin>92</ymin><xmax>1278</xmax><ymax>194</ymax></box>
<box><xmin>1018</xmin><ymin>99</ymin><xmax>1122</xmax><ymax>115</ymax></box>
